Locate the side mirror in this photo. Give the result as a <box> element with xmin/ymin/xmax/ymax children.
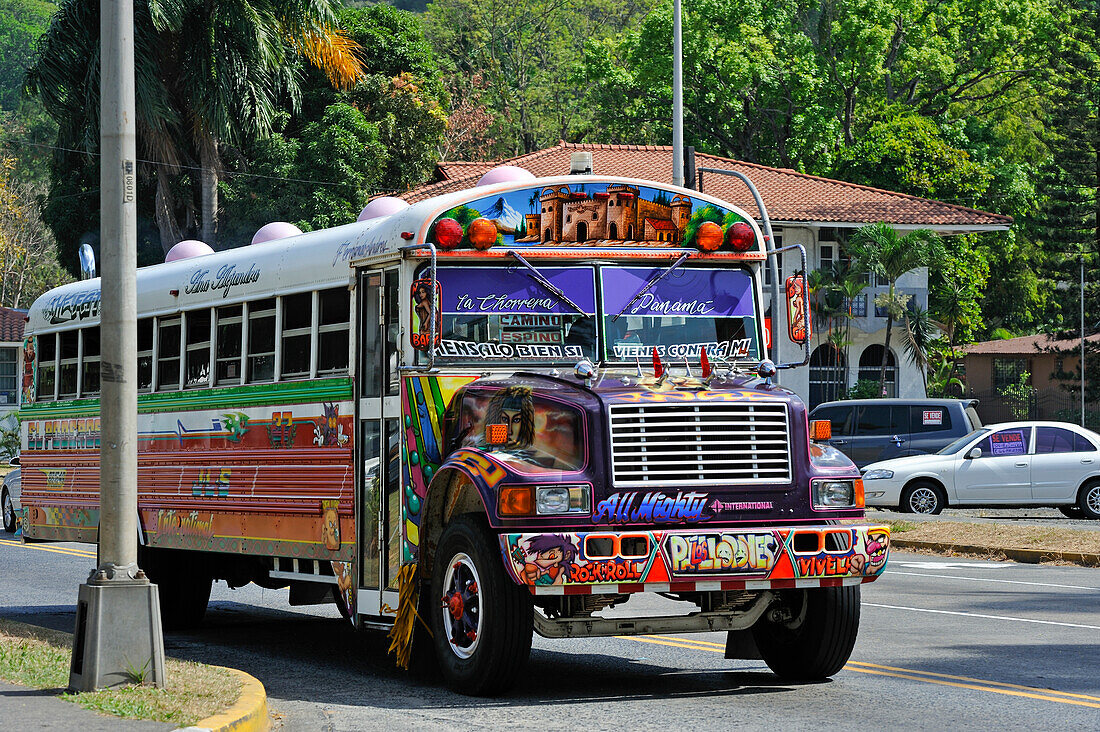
<box><xmin>966</xmin><ymin>447</ymin><xmax>981</xmax><ymax>459</ymax></box>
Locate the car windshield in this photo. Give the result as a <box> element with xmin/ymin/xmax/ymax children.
<box><xmin>937</xmin><ymin>428</ymin><xmax>990</xmax><ymax>454</ymax></box>
<box><xmin>600</xmin><ymin>266</ymin><xmax>761</xmax><ymax>363</ymax></box>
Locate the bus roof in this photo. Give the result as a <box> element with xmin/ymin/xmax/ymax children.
<box><xmin>26</xmin><ymin>175</ymin><xmax>764</xmax><ymax>334</ymax></box>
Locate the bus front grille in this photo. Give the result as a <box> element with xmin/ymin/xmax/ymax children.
<box><xmin>608</xmin><ymin>402</ymin><xmax>791</xmax><ymax>486</ymax></box>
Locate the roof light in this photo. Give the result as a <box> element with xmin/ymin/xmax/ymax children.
<box><xmin>434</xmin><ymin>218</ymin><xmax>463</xmax><ymax>250</ymax></box>
<box><xmin>468</xmin><ymin>218</ymin><xmax>498</xmax><ymax>250</ymax></box>
<box><xmin>695</xmin><ymin>221</ymin><xmax>723</xmax><ymax>251</ymax></box>
<box><xmin>726</xmin><ymin>221</ymin><xmax>755</xmax><ymax>251</ymax></box>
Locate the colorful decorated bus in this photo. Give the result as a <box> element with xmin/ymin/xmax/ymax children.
<box><xmin>16</xmin><ymin>168</ymin><xmax>889</xmax><ymax>694</ymax></box>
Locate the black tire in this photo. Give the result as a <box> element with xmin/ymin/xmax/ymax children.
<box><xmin>1059</xmin><ymin>505</ymin><xmax>1085</xmax><ymax>519</ymax></box>
<box><xmin>2</xmin><ymin>488</ymin><xmax>15</xmax><ymax>533</ymax></box>
<box><xmin>139</xmin><ymin>547</ymin><xmax>212</xmax><ymax>630</ymax></box>
<box><xmin>1079</xmin><ymin>482</ymin><xmax>1100</xmax><ymax>520</ymax></box>
<box><xmin>752</xmin><ymin>586</ymin><xmax>861</xmax><ymax>681</ymax></box>
<box><xmin>429</xmin><ymin>515</ymin><xmax>532</xmax><ymax>695</ymax></box>
<box><xmin>900</xmin><ymin>481</ymin><xmax>944</xmax><ymax>515</ymax></box>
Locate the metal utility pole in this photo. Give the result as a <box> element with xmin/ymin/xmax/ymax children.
<box><xmin>1082</xmin><ymin>254</ymin><xmax>1086</xmax><ymax>426</ymax></box>
<box><xmin>70</xmin><ymin>0</ymin><xmax>165</xmax><ymax>691</ymax></box>
<box><xmin>672</xmin><ymin>0</ymin><xmax>684</xmax><ymax>188</ymax></box>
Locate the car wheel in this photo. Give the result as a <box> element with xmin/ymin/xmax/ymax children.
<box><xmin>1059</xmin><ymin>505</ymin><xmax>1084</xmax><ymax>519</ymax></box>
<box><xmin>2</xmin><ymin>488</ymin><xmax>15</xmax><ymax>533</ymax></box>
<box><xmin>1078</xmin><ymin>482</ymin><xmax>1100</xmax><ymax>520</ymax></box>
<box><xmin>430</xmin><ymin>515</ymin><xmax>533</xmax><ymax>696</ymax></box>
<box><xmin>752</xmin><ymin>586</ymin><xmax>861</xmax><ymax>680</ymax></box>
<box><xmin>900</xmin><ymin>482</ymin><xmax>944</xmax><ymax>515</ymax></box>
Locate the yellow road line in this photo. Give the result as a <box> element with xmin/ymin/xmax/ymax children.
<box><xmin>0</xmin><ymin>539</ymin><xmax>96</xmax><ymax>558</ymax></box>
<box><xmin>617</xmin><ymin>635</ymin><xmax>1100</xmax><ymax>709</ymax></box>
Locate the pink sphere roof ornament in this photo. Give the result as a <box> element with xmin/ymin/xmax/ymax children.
<box><xmin>358</xmin><ymin>196</ymin><xmax>410</xmax><ymax>222</ymax></box>
<box><xmin>251</xmin><ymin>221</ymin><xmax>303</xmax><ymax>245</ymax></box>
<box><xmin>165</xmin><ymin>239</ymin><xmax>214</xmax><ymax>262</ymax></box>
<box><xmin>476</xmin><ymin>166</ymin><xmax>535</xmax><ymax>187</ymax></box>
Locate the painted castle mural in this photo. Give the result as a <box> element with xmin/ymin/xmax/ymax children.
<box><xmin>431</xmin><ymin>183</ymin><xmax>751</xmax><ymax>249</ymax></box>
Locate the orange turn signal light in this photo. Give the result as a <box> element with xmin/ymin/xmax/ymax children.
<box><xmin>486</xmin><ymin>424</ymin><xmax>508</xmax><ymax>445</ymax></box>
<box><xmin>854</xmin><ymin>478</ymin><xmax>865</xmax><ymax>508</ymax></box>
<box><xmin>809</xmin><ymin>419</ymin><xmax>831</xmax><ymax>441</ymax></box>
<box><xmin>499</xmin><ymin>485</ymin><xmax>534</xmax><ymax>516</ymax></box>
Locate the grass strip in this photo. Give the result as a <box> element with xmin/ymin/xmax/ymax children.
<box><xmin>0</xmin><ymin>619</ymin><xmax>239</xmax><ymax>727</ymax></box>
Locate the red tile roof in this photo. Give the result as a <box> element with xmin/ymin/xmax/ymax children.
<box><xmin>0</xmin><ymin>308</ymin><xmax>26</xmax><ymax>343</ymax></box>
<box><xmin>406</xmin><ymin>142</ymin><xmax>1012</xmax><ymax>229</ymax></box>
<box><xmin>964</xmin><ymin>333</ymin><xmax>1100</xmax><ymax>355</ymax></box>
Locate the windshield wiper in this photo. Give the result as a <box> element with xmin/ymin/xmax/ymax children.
<box><xmin>508</xmin><ymin>250</ymin><xmax>588</xmax><ymax>317</ymax></box>
<box><xmin>612</xmin><ymin>251</ymin><xmax>691</xmax><ymax>321</ymax></box>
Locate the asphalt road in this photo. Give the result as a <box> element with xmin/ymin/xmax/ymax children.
<box><xmin>2</xmin><ymin>537</ymin><xmax>1098</xmax><ymax>731</ymax></box>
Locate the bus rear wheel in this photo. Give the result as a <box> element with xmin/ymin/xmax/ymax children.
<box><xmin>752</xmin><ymin>586</ymin><xmax>860</xmax><ymax>681</ymax></box>
<box><xmin>139</xmin><ymin>547</ymin><xmax>212</xmax><ymax>630</ymax></box>
<box><xmin>429</xmin><ymin>515</ymin><xmax>532</xmax><ymax>695</ymax></box>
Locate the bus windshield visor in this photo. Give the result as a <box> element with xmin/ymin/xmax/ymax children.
<box><xmin>417</xmin><ymin>265</ymin><xmax>597</xmax><ymax>364</ymax></box>
<box><xmin>601</xmin><ymin>267</ymin><xmax>761</xmax><ymax>363</ymax></box>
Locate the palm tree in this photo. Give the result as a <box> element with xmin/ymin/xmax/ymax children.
<box><xmin>901</xmin><ymin>303</ymin><xmax>940</xmax><ymax>395</ymax></box>
<box><xmin>28</xmin><ymin>0</ymin><xmax>364</xmax><ymax>251</ymax></box>
<box><xmin>847</xmin><ymin>222</ymin><xmax>941</xmax><ymax>394</ymax></box>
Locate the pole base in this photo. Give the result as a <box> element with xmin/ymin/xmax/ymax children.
<box><xmin>69</xmin><ymin>577</ymin><xmax>166</xmax><ymax>692</ymax></box>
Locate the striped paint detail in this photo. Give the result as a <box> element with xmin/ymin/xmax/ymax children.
<box><xmin>19</xmin><ymin>377</ymin><xmax>353</xmax><ymax>419</ymax></box>
<box><xmin>528</xmin><ymin>574</ymin><xmax>874</xmax><ymax>596</ymax></box>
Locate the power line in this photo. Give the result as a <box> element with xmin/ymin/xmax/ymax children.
<box><xmin>15</xmin><ymin>140</ymin><xmax>396</xmax><ymax>193</ymax></box>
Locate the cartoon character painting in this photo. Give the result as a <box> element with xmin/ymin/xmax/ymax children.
<box><xmin>321</xmin><ymin>499</ymin><xmax>341</xmax><ymax>551</ymax></box>
<box><xmin>512</xmin><ymin>534</ymin><xmax>578</xmax><ymax>585</ymax></box>
<box><xmin>483</xmin><ymin>386</ymin><xmax>535</xmax><ymax>450</ymax></box>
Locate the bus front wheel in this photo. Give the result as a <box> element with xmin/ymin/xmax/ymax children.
<box><xmin>752</xmin><ymin>586</ymin><xmax>860</xmax><ymax>680</ymax></box>
<box><xmin>429</xmin><ymin>515</ymin><xmax>532</xmax><ymax>695</ymax></box>
<box><xmin>139</xmin><ymin>547</ymin><xmax>212</xmax><ymax>630</ymax></box>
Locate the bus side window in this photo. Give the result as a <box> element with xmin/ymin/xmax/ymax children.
<box><xmin>58</xmin><ymin>330</ymin><xmax>78</xmax><ymax>398</ymax></box>
<box><xmin>185</xmin><ymin>308</ymin><xmax>212</xmax><ymax>387</ymax></box>
<box><xmin>137</xmin><ymin>318</ymin><xmax>153</xmax><ymax>391</ymax></box>
<box><xmin>37</xmin><ymin>333</ymin><xmax>56</xmax><ymax>401</ymax></box>
<box><xmin>318</xmin><ymin>287</ymin><xmax>350</xmax><ymax>375</ymax></box>
<box><xmin>81</xmin><ymin>327</ymin><xmax>100</xmax><ymax>396</ymax></box>
<box><xmin>157</xmin><ymin>316</ymin><xmax>182</xmax><ymax>390</ymax></box>
<box><xmin>215</xmin><ymin>305</ymin><xmax>242</xmax><ymax>385</ymax></box>
<box><xmin>280</xmin><ymin>292</ymin><xmax>312</xmax><ymax>380</ymax></box>
<box><xmin>248</xmin><ymin>298</ymin><xmax>276</xmax><ymax>383</ymax></box>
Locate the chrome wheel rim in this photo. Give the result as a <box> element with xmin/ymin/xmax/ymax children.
<box><xmin>909</xmin><ymin>487</ymin><xmax>938</xmax><ymax>514</ymax></box>
<box><xmin>2</xmin><ymin>492</ymin><xmax>12</xmax><ymax>527</ymax></box>
<box><xmin>1087</xmin><ymin>485</ymin><xmax>1100</xmax><ymax>515</ymax></box>
<box><xmin>441</xmin><ymin>552</ymin><xmax>482</xmax><ymax>659</ymax></box>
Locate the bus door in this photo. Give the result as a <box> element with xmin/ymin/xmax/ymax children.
<box><xmin>356</xmin><ymin>265</ymin><xmax>402</xmax><ymax>620</ymax></box>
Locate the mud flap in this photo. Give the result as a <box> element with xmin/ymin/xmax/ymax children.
<box><xmin>724</xmin><ymin>628</ymin><xmax>762</xmax><ymax>660</ymax></box>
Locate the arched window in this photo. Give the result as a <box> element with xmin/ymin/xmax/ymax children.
<box><xmin>858</xmin><ymin>344</ymin><xmax>897</xmax><ymax>397</ymax></box>
<box><xmin>609</xmin><ymin>222</ymin><xmax>618</xmax><ymax>240</ymax></box>
<box><xmin>809</xmin><ymin>345</ymin><xmax>846</xmax><ymax>407</ymax></box>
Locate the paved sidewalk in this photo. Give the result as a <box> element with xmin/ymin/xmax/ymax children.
<box><xmin>0</xmin><ymin>680</ymin><xmax>172</xmax><ymax>731</ymax></box>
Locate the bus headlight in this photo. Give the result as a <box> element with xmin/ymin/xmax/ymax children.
<box><xmin>812</xmin><ymin>479</ymin><xmax>863</xmax><ymax>508</ymax></box>
<box><xmin>536</xmin><ymin>486</ymin><xmax>590</xmax><ymax>515</ymax></box>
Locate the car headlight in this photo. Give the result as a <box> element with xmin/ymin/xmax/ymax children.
<box><xmin>811</xmin><ymin>479</ymin><xmax>863</xmax><ymax>508</ymax></box>
<box><xmin>862</xmin><ymin>469</ymin><xmax>894</xmax><ymax>481</ymax></box>
<box><xmin>536</xmin><ymin>485</ymin><xmax>590</xmax><ymax>515</ymax></box>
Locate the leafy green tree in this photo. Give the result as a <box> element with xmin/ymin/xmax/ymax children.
<box><xmin>26</xmin><ymin>0</ymin><xmax>364</xmax><ymax>254</ymax></box>
<box><xmin>0</xmin><ymin>0</ymin><xmax>54</xmax><ymax>112</ymax></box>
<box><xmin>847</xmin><ymin>222</ymin><xmax>941</xmax><ymax>391</ymax></box>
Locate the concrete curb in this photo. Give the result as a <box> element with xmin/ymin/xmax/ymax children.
<box><xmin>892</xmin><ymin>538</ymin><xmax>1100</xmax><ymax>568</ymax></box>
<box><xmin>178</xmin><ymin>667</ymin><xmax>269</xmax><ymax>732</ymax></box>
<box><xmin>0</xmin><ymin>618</ymin><xmax>269</xmax><ymax>731</ymax></box>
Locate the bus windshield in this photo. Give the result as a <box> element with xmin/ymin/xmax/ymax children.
<box><xmin>600</xmin><ymin>267</ymin><xmax>760</xmax><ymax>363</ymax></box>
<box><xmin>414</xmin><ymin>264</ymin><xmax>761</xmax><ymax>366</ymax></box>
<box><xmin>416</xmin><ymin>265</ymin><xmax>598</xmax><ymax>364</ymax></box>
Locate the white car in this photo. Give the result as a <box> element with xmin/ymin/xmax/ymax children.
<box><xmin>2</xmin><ymin>464</ymin><xmax>19</xmax><ymax>533</ymax></box>
<box><xmin>861</xmin><ymin>421</ymin><xmax>1100</xmax><ymax>518</ymax></box>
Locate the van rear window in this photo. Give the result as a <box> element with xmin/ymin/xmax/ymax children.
<box><xmin>909</xmin><ymin>406</ymin><xmax>953</xmax><ymax>433</ymax></box>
